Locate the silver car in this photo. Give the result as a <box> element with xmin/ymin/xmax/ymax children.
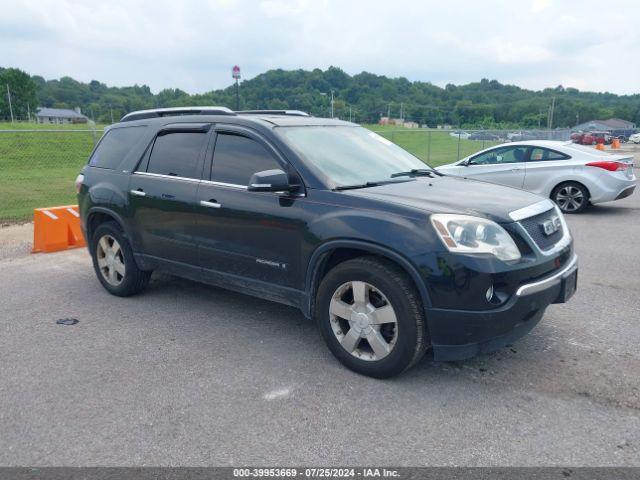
<box><xmin>437</xmin><ymin>140</ymin><xmax>636</xmax><ymax>213</ymax></box>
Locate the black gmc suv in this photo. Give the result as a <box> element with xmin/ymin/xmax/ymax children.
<box><xmin>77</xmin><ymin>107</ymin><xmax>578</xmax><ymax>378</ymax></box>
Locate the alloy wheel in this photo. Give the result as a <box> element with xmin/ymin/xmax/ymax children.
<box><xmin>555</xmin><ymin>185</ymin><xmax>585</xmax><ymax>212</ymax></box>
<box><xmin>329</xmin><ymin>281</ymin><xmax>398</xmax><ymax>361</ymax></box>
<box><xmin>96</xmin><ymin>234</ymin><xmax>126</xmax><ymax>286</ymax></box>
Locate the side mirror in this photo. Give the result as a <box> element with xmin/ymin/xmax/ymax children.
<box><xmin>248</xmin><ymin>169</ymin><xmax>297</xmax><ymax>193</ymax></box>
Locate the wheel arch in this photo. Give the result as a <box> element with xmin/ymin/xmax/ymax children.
<box><xmin>550</xmin><ymin>179</ymin><xmax>592</xmax><ymax>201</ymax></box>
<box><xmin>304</xmin><ymin>240</ymin><xmax>432</xmax><ymax>319</ymax></box>
<box><xmin>86</xmin><ymin>207</ymin><xmax>129</xmax><ymax>249</ymax></box>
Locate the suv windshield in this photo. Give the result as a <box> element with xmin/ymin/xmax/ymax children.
<box><xmin>276</xmin><ymin>126</ymin><xmax>431</xmax><ymax>187</ymax></box>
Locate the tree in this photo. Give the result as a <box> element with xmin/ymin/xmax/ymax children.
<box><xmin>0</xmin><ymin>68</ymin><xmax>38</xmax><ymax>120</ymax></box>
<box><xmin>2</xmin><ymin>64</ymin><xmax>639</xmax><ymax>127</ymax></box>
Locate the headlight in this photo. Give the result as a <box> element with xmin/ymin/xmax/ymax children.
<box><xmin>431</xmin><ymin>214</ymin><xmax>521</xmax><ymax>262</ymax></box>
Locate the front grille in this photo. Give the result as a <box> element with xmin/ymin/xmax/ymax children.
<box><xmin>519</xmin><ymin>208</ymin><xmax>563</xmax><ymax>251</ymax></box>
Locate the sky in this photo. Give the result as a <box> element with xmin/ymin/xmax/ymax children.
<box><xmin>1</xmin><ymin>0</ymin><xmax>639</xmax><ymax>95</ymax></box>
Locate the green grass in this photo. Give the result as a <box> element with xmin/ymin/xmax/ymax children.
<box><xmin>0</xmin><ymin>122</ymin><xmax>497</xmax><ymax>222</ymax></box>
<box><xmin>0</xmin><ymin>128</ymin><xmax>101</xmax><ymax>221</ymax></box>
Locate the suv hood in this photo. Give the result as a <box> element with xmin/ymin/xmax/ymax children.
<box><xmin>345</xmin><ymin>175</ymin><xmax>545</xmax><ymax>223</ymax></box>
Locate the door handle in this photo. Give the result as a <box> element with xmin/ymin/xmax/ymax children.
<box><xmin>161</xmin><ymin>193</ymin><xmax>175</xmax><ymax>199</ymax></box>
<box><xmin>511</xmin><ymin>168</ymin><xmax>523</xmax><ymax>172</ymax></box>
<box><xmin>130</xmin><ymin>189</ymin><xmax>146</xmax><ymax>197</ymax></box>
<box><xmin>200</xmin><ymin>200</ymin><xmax>222</xmax><ymax>209</ymax></box>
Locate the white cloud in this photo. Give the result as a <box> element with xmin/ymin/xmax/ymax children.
<box><xmin>532</xmin><ymin>0</ymin><xmax>553</xmax><ymax>13</ymax></box>
<box><xmin>0</xmin><ymin>0</ymin><xmax>638</xmax><ymax>94</ymax></box>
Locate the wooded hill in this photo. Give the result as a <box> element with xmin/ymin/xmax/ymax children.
<box><xmin>1</xmin><ymin>66</ymin><xmax>639</xmax><ymax>128</ymax></box>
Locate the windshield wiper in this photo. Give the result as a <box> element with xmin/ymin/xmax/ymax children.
<box><xmin>390</xmin><ymin>168</ymin><xmax>440</xmax><ymax>178</ymax></box>
<box><xmin>333</xmin><ymin>178</ymin><xmax>412</xmax><ymax>191</ymax></box>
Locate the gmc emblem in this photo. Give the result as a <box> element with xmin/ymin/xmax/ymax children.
<box><xmin>541</xmin><ymin>216</ymin><xmax>562</xmax><ymax>236</ymax></box>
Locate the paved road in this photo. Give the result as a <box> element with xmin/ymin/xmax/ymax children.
<box><xmin>1</xmin><ymin>194</ymin><xmax>639</xmax><ymax>466</ymax></box>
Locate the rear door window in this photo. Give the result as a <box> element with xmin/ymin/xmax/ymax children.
<box><xmin>89</xmin><ymin>126</ymin><xmax>147</xmax><ymax>169</ymax></box>
<box><xmin>146</xmin><ymin>131</ymin><xmax>208</xmax><ymax>179</ymax></box>
<box><xmin>211</xmin><ymin>133</ymin><xmax>281</xmax><ymax>186</ymax></box>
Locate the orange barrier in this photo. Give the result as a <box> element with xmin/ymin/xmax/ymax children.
<box><xmin>612</xmin><ymin>138</ymin><xmax>621</xmax><ymax>149</ymax></box>
<box><xmin>595</xmin><ymin>143</ymin><xmax>605</xmax><ymax>151</ymax></box>
<box><xmin>32</xmin><ymin>205</ymin><xmax>86</xmax><ymax>253</ymax></box>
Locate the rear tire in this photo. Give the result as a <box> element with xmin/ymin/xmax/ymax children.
<box><xmin>315</xmin><ymin>256</ymin><xmax>428</xmax><ymax>378</ymax></box>
<box><xmin>552</xmin><ymin>182</ymin><xmax>589</xmax><ymax>214</ymax></box>
<box><xmin>91</xmin><ymin>221</ymin><xmax>151</xmax><ymax>296</ymax></box>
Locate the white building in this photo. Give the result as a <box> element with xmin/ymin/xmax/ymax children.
<box><xmin>36</xmin><ymin>107</ymin><xmax>88</xmax><ymax>124</ymax></box>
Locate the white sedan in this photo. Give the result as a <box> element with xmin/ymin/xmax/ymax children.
<box><xmin>436</xmin><ymin>140</ymin><xmax>636</xmax><ymax>213</ymax></box>
<box><xmin>449</xmin><ymin>130</ymin><xmax>470</xmax><ymax>139</ymax></box>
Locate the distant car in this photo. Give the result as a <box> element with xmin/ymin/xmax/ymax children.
<box><xmin>436</xmin><ymin>140</ymin><xmax>636</xmax><ymax>213</ymax></box>
<box><xmin>581</xmin><ymin>131</ymin><xmax>612</xmax><ymax>145</ymax></box>
<box><xmin>629</xmin><ymin>133</ymin><xmax>640</xmax><ymax>144</ymax></box>
<box><xmin>509</xmin><ymin>132</ymin><xmax>538</xmax><ymax>142</ymax></box>
<box><xmin>449</xmin><ymin>130</ymin><xmax>470</xmax><ymax>139</ymax></box>
<box><xmin>611</xmin><ymin>128</ymin><xmax>637</xmax><ymax>141</ymax></box>
<box><xmin>570</xmin><ymin>132</ymin><xmax>585</xmax><ymax>143</ymax></box>
<box><xmin>468</xmin><ymin>132</ymin><xmax>500</xmax><ymax>141</ymax></box>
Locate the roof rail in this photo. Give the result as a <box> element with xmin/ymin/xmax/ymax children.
<box><xmin>235</xmin><ymin>110</ymin><xmax>310</xmax><ymax>117</ymax></box>
<box><xmin>120</xmin><ymin>106</ymin><xmax>235</xmax><ymax>122</ymax></box>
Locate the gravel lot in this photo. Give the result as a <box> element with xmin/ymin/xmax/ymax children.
<box><xmin>0</xmin><ymin>193</ymin><xmax>638</xmax><ymax>467</ymax></box>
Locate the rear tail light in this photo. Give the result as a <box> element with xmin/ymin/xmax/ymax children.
<box><xmin>75</xmin><ymin>174</ymin><xmax>85</xmax><ymax>194</ymax></box>
<box><xmin>585</xmin><ymin>161</ymin><xmax>628</xmax><ymax>172</ymax></box>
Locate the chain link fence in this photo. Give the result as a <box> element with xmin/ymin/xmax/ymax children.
<box><xmin>0</xmin><ymin>126</ymin><xmax>574</xmax><ymax>223</ymax></box>
<box><xmin>0</xmin><ymin>128</ymin><xmax>103</xmax><ymax>223</ymax></box>
<box><xmin>372</xmin><ymin>128</ymin><xmax>573</xmax><ymax>166</ymax></box>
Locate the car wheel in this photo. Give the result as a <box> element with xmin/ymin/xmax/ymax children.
<box><xmin>315</xmin><ymin>256</ymin><xmax>428</xmax><ymax>378</ymax></box>
<box><xmin>91</xmin><ymin>221</ymin><xmax>151</xmax><ymax>296</ymax></box>
<box><xmin>552</xmin><ymin>182</ymin><xmax>589</xmax><ymax>214</ymax></box>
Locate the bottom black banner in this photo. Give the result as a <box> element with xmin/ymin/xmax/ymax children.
<box><xmin>0</xmin><ymin>468</ymin><xmax>638</xmax><ymax>480</ymax></box>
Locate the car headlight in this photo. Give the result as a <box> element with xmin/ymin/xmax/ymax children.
<box><xmin>431</xmin><ymin>214</ymin><xmax>521</xmax><ymax>262</ymax></box>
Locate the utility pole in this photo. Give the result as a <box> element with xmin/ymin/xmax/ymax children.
<box><xmin>349</xmin><ymin>105</ymin><xmax>352</xmax><ymax>122</ymax></box>
<box><xmin>330</xmin><ymin>90</ymin><xmax>334</xmax><ymax>118</ymax></box>
<box><xmin>27</xmin><ymin>103</ymin><xmax>31</xmax><ymax>122</ymax></box>
<box><xmin>538</xmin><ymin>109</ymin><xmax>543</xmax><ymax>128</ymax></box>
<box><xmin>548</xmin><ymin>96</ymin><xmax>556</xmax><ymax>130</ymax></box>
<box><xmin>387</xmin><ymin>104</ymin><xmax>391</xmax><ymax>118</ymax></box>
<box><xmin>110</xmin><ymin>107</ymin><xmax>114</xmax><ymax>124</ymax></box>
<box><xmin>6</xmin><ymin>84</ymin><xmax>14</xmax><ymax>123</ymax></box>
<box><xmin>400</xmin><ymin>102</ymin><xmax>404</xmax><ymax>122</ymax></box>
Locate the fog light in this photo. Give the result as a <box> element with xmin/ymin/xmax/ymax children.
<box><xmin>486</xmin><ymin>285</ymin><xmax>494</xmax><ymax>302</ymax></box>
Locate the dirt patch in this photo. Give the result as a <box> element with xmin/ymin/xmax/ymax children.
<box><xmin>0</xmin><ymin>222</ymin><xmax>34</xmax><ymax>259</ymax></box>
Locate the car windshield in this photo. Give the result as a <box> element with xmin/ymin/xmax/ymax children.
<box><xmin>275</xmin><ymin>126</ymin><xmax>431</xmax><ymax>187</ymax></box>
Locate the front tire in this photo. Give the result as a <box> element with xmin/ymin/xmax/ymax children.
<box><xmin>552</xmin><ymin>182</ymin><xmax>589</xmax><ymax>214</ymax></box>
<box><xmin>91</xmin><ymin>221</ymin><xmax>151</xmax><ymax>296</ymax></box>
<box><xmin>315</xmin><ymin>256</ymin><xmax>428</xmax><ymax>378</ymax></box>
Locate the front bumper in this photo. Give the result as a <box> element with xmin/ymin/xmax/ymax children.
<box><xmin>427</xmin><ymin>254</ymin><xmax>578</xmax><ymax>361</ymax></box>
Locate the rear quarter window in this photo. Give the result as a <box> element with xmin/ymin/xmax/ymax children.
<box><xmin>89</xmin><ymin>126</ymin><xmax>147</xmax><ymax>169</ymax></box>
<box><xmin>528</xmin><ymin>147</ymin><xmax>571</xmax><ymax>161</ymax></box>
